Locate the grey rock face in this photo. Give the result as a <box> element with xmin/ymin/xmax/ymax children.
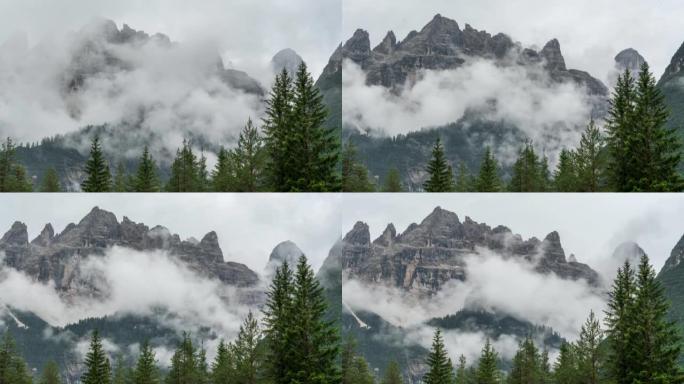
<box><xmin>658</xmin><ymin>41</ymin><xmax>684</xmax><ymax>86</ymax></box>
<box><xmin>342</xmin><ymin>14</ymin><xmax>607</xmax><ymax>96</ymax></box>
<box><xmin>265</xmin><ymin>240</ymin><xmax>304</xmax><ymax>277</ymax></box>
<box><xmin>341</xmin><ymin>207</ymin><xmax>600</xmax><ymax>293</ymax></box>
<box><xmin>615</xmin><ymin>48</ymin><xmax>646</xmax><ymax>74</ymax></box>
<box><xmin>271</xmin><ymin>48</ymin><xmax>304</xmax><ymax>76</ymax></box>
<box><xmin>0</xmin><ymin>207</ymin><xmax>259</xmax><ymax>299</ymax></box>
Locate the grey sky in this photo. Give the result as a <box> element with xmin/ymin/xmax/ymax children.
<box><xmin>0</xmin><ymin>194</ymin><xmax>342</xmax><ymax>273</ymax></box>
<box><xmin>343</xmin><ymin>0</ymin><xmax>684</xmax><ymax>84</ymax></box>
<box><xmin>341</xmin><ymin>194</ymin><xmax>684</xmax><ymax>276</ymax></box>
<box><xmin>0</xmin><ymin>0</ymin><xmax>340</xmax><ymax>79</ymax></box>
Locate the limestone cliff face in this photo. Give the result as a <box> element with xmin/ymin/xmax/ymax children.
<box><xmin>341</xmin><ymin>207</ymin><xmax>600</xmax><ymax>293</ymax></box>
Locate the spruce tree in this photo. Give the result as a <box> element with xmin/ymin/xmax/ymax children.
<box><xmin>40</xmin><ymin>360</ymin><xmax>62</xmax><ymax>384</ymax></box>
<box><xmin>455</xmin><ymin>162</ymin><xmax>473</xmax><ymax>192</ymax></box>
<box><xmin>575</xmin><ymin>120</ymin><xmax>604</xmax><ymax>192</ymax></box>
<box><xmin>341</xmin><ymin>142</ymin><xmax>375</xmax><ymax>192</ymax></box>
<box><xmin>575</xmin><ymin>311</ymin><xmax>603</xmax><ymax>384</ymax></box>
<box><xmin>165</xmin><ymin>333</ymin><xmax>198</xmax><ymax>384</ymax></box>
<box><xmin>476</xmin><ymin>148</ymin><xmax>501</xmax><ymax>192</ymax></box>
<box><xmin>196</xmin><ymin>347</ymin><xmax>209</xmax><ymax>384</ymax></box>
<box><xmin>197</xmin><ymin>152</ymin><xmax>210</xmax><ymax>192</ymax></box>
<box><xmin>508</xmin><ymin>143</ymin><xmax>543</xmax><ymax>192</ymax></box>
<box><xmin>0</xmin><ymin>333</ymin><xmax>32</xmax><ymax>384</ymax></box>
<box><xmin>134</xmin><ymin>341</ymin><xmax>159</xmax><ymax>384</ymax></box>
<box><xmin>383</xmin><ymin>168</ymin><xmax>403</xmax><ymax>192</ymax></box>
<box><xmin>553</xmin><ymin>149</ymin><xmax>578</xmax><ymax>192</ymax></box>
<box><xmin>341</xmin><ymin>337</ymin><xmax>358</xmax><ymax>384</ymax></box>
<box><xmin>113</xmin><ymin>161</ymin><xmax>128</xmax><ymax>192</ymax></box>
<box><xmin>424</xmin><ymin>329</ymin><xmax>453</xmax><ymax>384</ymax></box>
<box><xmin>41</xmin><ymin>168</ymin><xmax>62</xmax><ymax>192</ymax></box>
<box><xmin>211</xmin><ymin>147</ymin><xmax>234</xmax><ymax>192</ymax></box>
<box><xmin>553</xmin><ymin>343</ymin><xmax>578</xmax><ymax>384</ymax></box>
<box><xmin>0</xmin><ymin>137</ymin><xmax>32</xmax><ymax>192</ymax></box>
<box><xmin>382</xmin><ymin>361</ymin><xmax>403</xmax><ymax>384</ymax></box>
<box><xmin>539</xmin><ymin>154</ymin><xmax>551</xmax><ymax>191</ymax></box>
<box><xmin>167</xmin><ymin>141</ymin><xmax>199</xmax><ymax>192</ymax></box>
<box><xmin>262</xmin><ymin>261</ymin><xmax>294</xmax><ymax>384</ymax></box>
<box><xmin>210</xmin><ymin>340</ymin><xmax>235</xmax><ymax>384</ymax></box>
<box><xmin>605</xmin><ymin>69</ymin><xmax>636</xmax><ymax>191</ymax></box>
<box><xmin>133</xmin><ymin>146</ymin><xmax>160</xmax><ymax>192</ymax></box>
<box><xmin>263</xmin><ymin>68</ymin><xmax>294</xmax><ymax>191</ymax></box>
<box><xmin>604</xmin><ymin>260</ymin><xmax>636</xmax><ymax>384</ymax></box>
<box><xmin>82</xmin><ymin>330</ymin><xmax>112</xmax><ymax>384</ymax></box>
<box><xmin>508</xmin><ymin>337</ymin><xmax>541</xmax><ymax>384</ymax></box>
<box><xmin>112</xmin><ymin>354</ymin><xmax>130</xmax><ymax>384</ymax></box>
<box><xmin>454</xmin><ymin>355</ymin><xmax>468</xmax><ymax>384</ymax></box>
<box><xmin>81</xmin><ymin>136</ymin><xmax>112</xmax><ymax>192</ymax></box>
<box><xmin>232</xmin><ymin>311</ymin><xmax>263</xmax><ymax>384</ymax></box>
<box><xmin>476</xmin><ymin>339</ymin><xmax>499</xmax><ymax>384</ymax></box>
<box><xmin>233</xmin><ymin>119</ymin><xmax>266</xmax><ymax>192</ymax></box>
<box><xmin>424</xmin><ymin>138</ymin><xmax>454</xmax><ymax>192</ymax></box>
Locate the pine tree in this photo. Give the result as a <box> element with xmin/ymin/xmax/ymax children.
<box><xmin>630</xmin><ymin>254</ymin><xmax>682</xmax><ymax>382</ymax></box>
<box><xmin>133</xmin><ymin>146</ymin><xmax>160</xmax><ymax>192</ymax></box>
<box><xmin>539</xmin><ymin>349</ymin><xmax>551</xmax><ymax>384</ymax></box>
<box><xmin>508</xmin><ymin>337</ymin><xmax>541</xmax><ymax>384</ymax></box>
<box><xmin>40</xmin><ymin>360</ymin><xmax>62</xmax><ymax>384</ymax></box>
<box><xmin>382</xmin><ymin>361</ymin><xmax>403</xmax><ymax>384</ymax></box>
<box><xmin>166</xmin><ymin>333</ymin><xmax>198</xmax><ymax>384</ymax></box>
<box><xmin>508</xmin><ymin>143</ymin><xmax>543</xmax><ymax>192</ymax></box>
<box><xmin>0</xmin><ymin>137</ymin><xmax>33</xmax><ymax>192</ymax></box>
<box><xmin>575</xmin><ymin>120</ymin><xmax>604</xmax><ymax>192</ymax></box>
<box><xmin>113</xmin><ymin>161</ymin><xmax>128</xmax><ymax>192</ymax></box>
<box><xmin>341</xmin><ymin>142</ymin><xmax>375</xmax><ymax>192</ymax></box>
<box><xmin>41</xmin><ymin>167</ymin><xmax>62</xmax><ymax>192</ymax></box>
<box><xmin>424</xmin><ymin>329</ymin><xmax>453</xmax><ymax>384</ymax></box>
<box><xmin>605</xmin><ymin>69</ymin><xmax>637</xmax><ymax>191</ymax></box>
<box><xmin>604</xmin><ymin>260</ymin><xmax>636</xmax><ymax>384</ymax></box>
<box><xmin>196</xmin><ymin>347</ymin><xmax>209</xmax><ymax>384</ymax></box>
<box><xmin>454</xmin><ymin>355</ymin><xmax>468</xmax><ymax>384</ymax></box>
<box><xmin>210</xmin><ymin>340</ymin><xmax>235</xmax><ymax>384</ymax></box>
<box><xmin>232</xmin><ymin>311</ymin><xmax>263</xmax><ymax>384</ymax></box>
<box><xmin>476</xmin><ymin>339</ymin><xmax>499</xmax><ymax>384</ymax></box>
<box><xmin>81</xmin><ymin>136</ymin><xmax>112</xmax><ymax>192</ymax></box>
<box><xmin>0</xmin><ymin>333</ymin><xmax>32</xmax><ymax>384</ymax></box>
<box><xmin>553</xmin><ymin>343</ymin><xmax>579</xmax><ymax>384</ymax></box>
<box><xmin>211</xmin><ymin>147</ymin><xmax>234</xmax><ymax>192</ymax></box>
<box><xmin>263</xmin><ymin>68</ymin><xmax>294</xmax><ymax>191</ymax></box>
<box><xmin>424</xmin><ymin>138</ymin><xmax>454</xmax><ymax>192</ymax></box>
<box><xmin>167</xmin><ymin>140</ymin><xmax>199</xmax><ymax>192</ymax></box>
<box><xmin>262</xmin><ymin>261</ymin><xmax>294</xmax><ymax>384</ymax></box>
<box><xmin>197</xmin><ymin>152</ymin><xmax>210</xmax><ymax>192</ymax></box>
<box><xmin>289</xmin><ymin>62</ymin><xmax>340</xmax><ymax>191</ymax></box>
<box><xmin>134</xmin><ymin>341</ymin><xmax>159</xmax><ymax>384</ymax></box>
<box><xmin>233</xmin><ymin>119</ymin><xmax>266</xmax><ymax>192</ymax></box>
<box><xmin>553</xmin><ymin>149</ymin><xmax>578</xmax><ymax>192</ymax></box>
<box><xmin>82</xmin><ymin>330</ymin><xmax>112</xmax><ymax>384</ymax></box>
<box><xmin>341</xmin><ymin>337</ymin><xmax>358</xmax><ymax>384</ymax></box>
<box><xmin>575</xmin><ymin>311</ymin><xmax>603</xmax><ymax>384</ymax></box>
<box><xmin>455</xmin><ymin>162</ymin><xmax>473</xmax><ymax>192</ymax></box>
<box><xmin>383</xmin><ymin>168</ymin><xmax>403</xmax><ymax>192</ymax></box>
<box><xmin>112</xmin><ymin>354</ymin><xmax>130</xmax><ymax>384</ymax></box>
<box><xmin>476</xmin><ymin>148</ymin><xmax>501</xmax><ymax>192</ymax></box>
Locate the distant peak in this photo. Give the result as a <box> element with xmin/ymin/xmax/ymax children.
<box><xmin>615</xmin><ymin>48</ymin><xmax>647</xmax><ymax>73</ymax></box>
<box><xmin>31</xmin><ymin>223</ymin><xmax>55</xmax><ymax>246</ymax></box>
<box><xmin>344</xmin><ymin>221</ymin><xmax>371</xmax><ymax>246</ymax></box>
<box><xmin>1</xmin><ymin>221</ymin><xmax>28</xmax><ymax>246</ymax></box>
<box><xmin>540</xmin><ymin>38</ymin><xmax>566</xmax><ymax>71</ymax></box>
<box><xmin>373</xmin><ymin>31</ymin><xmax>398</xmax><ymax>55</ymax></box>
<box><xmin>271</xmin><ymin>48</ymin><xmax>304</xmax><ymax>76</ymax></box>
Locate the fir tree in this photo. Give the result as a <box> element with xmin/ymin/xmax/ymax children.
<box><xmin>424</xmin><ymin>138</ymin><xmax>454</xmax><ymax>192</ymax></box>
<box><xmin>262</xmin><ymin>261</ymin><xmax>294</xmax><ymax>384</ymax></box>
<box><xmin>553</xmin><ymin>343</ymin><xmax>579</xmax><ymax>384</ymax></box>
<box><xmin>263</xmin><ymin>68</ymin><xmax>295</xmax><ymax>191</ymax></box>
<box><xmin>112</xmin><ymin>354</ymin><xmax>130</xmax><ymax>384</ymax></box>
<box><xmin>424</xmin><ymin>329</ymin><xmax>452</xmax><ymax>384</ymax></box>
<box><xmin>0</xmin><ymin>137</ymin><xmax>32</xmax><ymax>192</ymax></box>
<box><xmin>341</xmin><ymin>142</ymin><xmax>375</xmax><ymax>192</ymax></box>
<box><xmin>81</xmin><ymin>136</ymin><xmax>112</xmax><ymax>192</ymax></box>
<box><xmin>113</xmin><ymin>161</ymin><xmax>128</xmax><ymax>192</ymax></box>
<box><xmin>40</xmin><ymin>360</ymin><xmax>62</xmax><ymax>384</ymax></box>
<box><xmin>166</xmin><ymin>333</ymin><xmax>198</xmax><ymax>384</ymax></box>
<box><xmin>197</xmin><ymin>152</ymin><xmax>210</xmax><ymax>192</ymax></box>
<box><xmin>539</xmin><ymin>154</ymin><xmax>551</xmax><ymax>192</ymax></box>
<box><xmin>508</xmin><ymin>143</ymin><xmax>543</xmax><ymax>192</ymax></box>
<box><xmin>476</xmin><ymin>339</ymin><xmax>499</xmax><ymax>384</ymax></box>
<box><xmin>0</xmin><ymin>333</ymin><xmax>32</xmax><ymax>384</ymax></box>
<box><xmin>211</xmin><ymin>147</ymin><xmax>234</xmax><ymax>192</ymax></box>
<box><xmin>341</xmin><ymin>337</ymin><xmax>358</xmax><ymax>384</ymax></box>
<box><xmin>383</xmin><ymin>168</ymin><xmax>403</xmax><ymax>192</ymax></box>
<box><xmin>133</xmin><ymin>146</ymin><xmax>160</xmax><ymax>192</ymax></box>
<box><xmin>604</xmin><ymin>260</ymin><xmax>636</xmax><ymax>384</ymax></box>
<box><xmin>575</xmin><ymin>120</ymin><xmax>604</xmax><ymax>192</ymax></box>
<box><xmin>41</xmin><ymin>168</ymin><xmax>62</xmax><ymax>192</ymax></box>
<box><xmin>82</xmin><ymin>330</ymin><xmax>112</xmax><ymax>384</ymax></box>
<box><xmin>455</xmin><ymin>162</ymin><xmax>473</xmax><ymax>192</ymax></box>
<box><xmin>605</xmin><ymin>69</ymin><xmax>637</xmax><ymax>191</ymax></box>
<box><xmin>454</xmin><ymin>355</ymin><xmax>468</xmax><ymax>384</ymax></box>
<box><xmin>575</xmin><ymin>311</ymin><xmax>603</xmax><ymax>384</ymax></box>
<box><xmin>508</xmin><ymin>337</ymin><xmax>541</xmax><ymax>384</ymax></box>
<box><xmin>476</xmin><ymin>148</ymin><xmax>501</xmax><ymax>192</ymax></box>
<box><xmin>382</xmin><ymin>361</ymin><xmax>403</xmax><ymax>384</ymax></box>
<box><xmin>134</xmin><ymin>341</ymin><xmax>159</xmax><ymax>384</ymax></box>
<box><xmin>233</xmin><ymin>119</ymin><xmax>266</xmax><ymax>192</ymax></box>
<box><xmin>167</xmin><ymin>140</ymin><xmax>199</xmax><ymax>192</ymax></box>
<box><xmin>232</xmin><ymin>311</ymin><xmax>263</xmax><ymax>384</ymax></box>
<box><xmin>553</xmin><ymin>149</ymin><xmax>578</xmax><ymax>192</ymax></box>
<box><xmin>196</xmin><ymin>347</ymin><xmax>210</xmax><ymax>384</ymax></box>
<box><xmin>210</xmin><ymin>340</ymin><xmax>234</xmax><ymax>384</ymax></box>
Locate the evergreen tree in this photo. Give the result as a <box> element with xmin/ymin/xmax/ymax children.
<box><xmin>133</xmin><ymin>146</ymin><xmax>160</xmax><ymax>192</ymax></box>
<box><xmin>134</xmin><ymin>341</ymin><xmax>159</xmax><ymax>384</ymax></box>
<box><xmin>113</xmin><ymin>161</ymin><xmax>128</xmax><ymax>192</ymax></box>
<box><xmin>211</xmin><ymin>147</ymin><xmax>234</xmax><ymax>192</ymax></box>
<box><xmin>455</xmin><ymin>162</ymin><xmax>473</xmax><ymax>192</ymax></box>
<box><xmin>508</xmin><ymin>337</ymin><xmax>541</xmax><ymax>384</ymax></box>
<box><xmin>233</xmin><ymin>119</ymin><xmax>266</xmax><ymax>192</ymax></box>
<box><xmin>424</xmin><ymin>138</ymin><xmax>454</xmax><ymax>192</ymax></box>
<box><xmin>0</xmin><ymin>137</ymin><xmax>33</xmax><ymax>192</ymax></box>
<box><xmin>82</xmin><ymin>330</ymin><xmax>112</xmax><ymax>384</ymax></box>
<box><xmin>424</xmin><ymin>329</ymin><xmax>452</xmax><ymax>384</ymax></box>
<box><xmin>476</xmin><ymin>339</ymin><xmax>499</xmax><ymax>384</ymax></box>
<box><xmin>263</xmin><ymin>68</ymin><xmax>295</xmax><ymax>191</ymax></box>
<box><xmin>41</xmin><ymin>168</ymin><xmax>62</xmax><ymax>192</ymax></box>
<box><xmin>382</xmin><ymin>168</ymin><xmax>403</xmax><ymax>192</ymax></box>
<box><xmin>605</xmin><ymin>69</ymin><xmax>637</xmax><ymax>191</ymax></box>
<box><xmin>553</xmin><ymin>149</ymin><xmax>578</xmax><ymax>192</ymax></box>
<box><xmin>508</xmin><ymin>143</ymin><xmax>543</xmax><ymax>192</ymax></box>
<box><xmin>341</xmin><ymin>142</ymin><xmax>375</xmax><ymax>192</ymax></box>
<box><xmin>476</xmin><ymin>148</ymin><xmax>501</xmax><ymax>192</ymax></box>
<box><xmin>575</xmin><ymin>120</ymin><xmax>604</xmax><ymax>192</ymax></box>
<box><xmin>575</xmin><ymin>311</ymin><xmax>603</xmax><ymax>384</ymax></box>
<box><xmin>382</xmin><ymin>361</ymin><xmax>403</xmax><ymax>384</ymax></box>
<box><xmin>196</xmin><ymin>347</ymin><xmax>210</xmax><ymax>384</ymax></box>
<box><xmin>454</xmin><ymin>355</ymin><xmax>468</xmax><ymax>384</ymax></box>
<box><xmin>40</xmin><ymin>360</ymin><xmax>62</xmax><ymax>384</ymax></box>
<box><xmin>262</xmin><ymin>261</ymin><xmax>294</xmax><ymax>384</ymax></box>
<box><xmin>604</xmin><ymin>260</ymin><xmax>636</xmax><ymax>384</ymax></box>
<box><xmin>0</xmin><ymin>333</ymin><xmax>32</xmax><ymax>384</ymax></box>
<box><xmin>232</xmin><ymin>311</ymin><xmax>263</xmax><ymax>384</ymax></box>
<box><xmin>539</xmin><ymin>154</ymin><xmax>551</xmax><ymax>192</ymax></box>
<box><xmin>167</xmin><ymin>141</ymin><xmax>199</xmax><ymax>192</ymax></box>
<box><xmin>112</xmin><ymin>354</ymin><xmax>130</xmax><ymax>384</ymax></box>
<box><xmin>341</xmin><ymin>337</ymin><xmax>358</xmax><ymax>384</ymax></box>
<box><xmin>210</xmin><ymin>340</ymin><xmax>234</xmax><ymax>384</ymax></box>
<box><xmin>197</xmin><ymin>152</ymin><xmax>210</xmax><ymax>192</ymax></box>
<box><xmin>165</xmin><ymin>333</ymin><xmax>200</xmax><ymax>384</ymax></box>
<box><xmin>81</xmin><ymin>136</ymin><xmax>112</xmax><ymax>192</ymax></box>
<box><xmin>539</xmin><ymin>350</ymin><xmax>551</xmax><ymax>384</ymax></box>
<box><xmin>553</xmin><ymin>343</ymin><xmax>579</xmax><ymax>384</ymax></box>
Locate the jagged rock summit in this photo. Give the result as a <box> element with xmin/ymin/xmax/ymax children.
<box><xmin>0</xmin><ymin>207</ymin><xmax>259</xmax><ymax>297</ymax></box>
<box><xmin>341</xmin><ymin>207</ymin><xmax>600</xmax><ymax>293</ymax></box>
<box><xmin>271</xmin><ymin>48</ymin><xmax>304</xmax><ymax>76</ymax></box>
<box><xmin>615</xmin><ymin>48</ymin><xmax>647</xmax><ymax>74</ymax></box>
<box><xmin>265</xmin><ymin>240</ymin><xmax>304</xmax><ymax>277</ymax></box>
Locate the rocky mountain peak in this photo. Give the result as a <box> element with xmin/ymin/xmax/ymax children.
<box><xmin>540</xmin><ymin>39</ymin><xmax>566</xmax><ymax>71</ymax></box>
<box><xmin>271</xmin><ymin>48</ymin><xmax>304</xmax><ymax>76</ymax></box>
<box><xmin>31</xmin><ymin>224</ymin><xmax>55</xmax><ymax>247</ymax></box>
<box><xmin>421</xmin><ymin>206</ymin><xmax>460</xmax><ymax>227</ymax></box>
<box><xmin>541</xmin><ymin>231</ymin><xmax>566</xmax><ymax>263</ymax></box>
<box><xmin>344</xmin><ymin>222</ymin><xmax>371</xmax><ymax>246</ymax></box>
<box><xmin>658</xmin><ymin>41</ymin><xmax>684</xmax><ymax>86</ymax></box>
<box><xmin>421</xmin><ymin>14</ymin><xmax>460</xmax><ymax>35</ymax></box>
<box><xmin>612</xmin><ymin>241</ymin><xmax>646</xmax><ymax>267</ymax></box>
<box><xmin>266</xmin><ymin>240</ymin><xmax>304</xmax><ymax>277</ymax></box>
<box><xmin>373</xmin><ymin>31</ymin><xmax>397</xmax><ymax>55</ymax></box>
<box><xmin>615</xmin><ymin>48</ymin><xmax>646</xmax><ymax>74</ymax></box>
<box><xmin>199</xmin><ymin>231</ymin><xmax>223</xmax><ymax>263</ymax></box>
<box><xmin>1</xmin><ymin>222</ymin><xmax>28</xmax><ymax>246</ymax></box>
<box><xmin>373</xmin><ymin>224</ymin><xmax>397</xmax><ymax>246</ymax></box>
<box><xmin>660</xmin><ymin>236</ymin><xmax>684</xmax><ymax>274</ymax></box>
<box><xmin>342</xmin><ymin>29</ymin><xmax>371</xmax><ymax>63</ymax></box>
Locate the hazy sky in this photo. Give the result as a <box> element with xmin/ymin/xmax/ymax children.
<box><xmin>343</xmin><ymin>0</ymin><xmax>684</xmax><ymax>84</ymax></box>
<box><xmin>0</xmin><ymin>0</ymin><xmax>340</xmax><ymax>78</ymax></box>
<box><xmin>0</xmin><ymin>194</ymin><xmax>342</xmax><ymax>273</ymax></box>
<box><xmin>341</xmin><ymin>194</ymin><xmax>684</xmax><ymax>276</ymax></box>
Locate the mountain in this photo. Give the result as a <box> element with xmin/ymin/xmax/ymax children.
<box><xmin>271</xmin><ymin>48</ymin><xmax>304</xmax><ymax>77</ymax></box>
<box><xmin>316</xmin><ymin>44</ymin><xmax>343</xmax><ymax>131</ymax></box>
<box><xmin>658</xmin><ymin>233</ymin><xmax>684</xmax><ymax>341</ymax></box>
<box><xmin>342</xmin><ymin>14</ymin><xmax>609</xmax><ymax>189</ymax></box>
<box><xmin>615</xmin><ymin>48</ymin><xmax>647</xmax><ymax>74</ymax></box>
<box><xmin>658</xmin><ymin>41</ymin><xmax>684</xmax><ymax>153</ymax></box>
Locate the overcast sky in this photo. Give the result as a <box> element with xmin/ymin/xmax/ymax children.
<box><xmin>344</xmin><ymin>0</ymin><xmax>684</xmax><ymax>84</ymax></box>
<box><xmin>0</xmin><ymin>0</ymin><xmax>340</xmax><ymax>79</ymax></box>
<box><xmin>0</xmin><ymin>194</ymin><xmax>341</xmax><ymax>273</ymax></box>
<box><xmin>341</xmin><ymin>194</ymin><xmax>684</xmax><ymax>276</ymax></box>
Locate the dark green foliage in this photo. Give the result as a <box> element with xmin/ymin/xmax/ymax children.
<box><xmin>455</xmin><ymin>161</ymin><xmax>474</xmax><ymax>192</ymax></box>
<box><xmin>424</xmin><ymin>138</ymin><xmax>455</xmax><ymax>192</ymax></box>
<box><xmin>197</xmin><ymin>153</ymin><xmax>210</xmax><ymax>192</ymax></box>
<box><xmin>341</xmin><ymin>142</ymin><xmax>375</xmax><ymax>192</ymax></box>
<box><xmin>604</xmin><ymin>260</ymin><xmax>636</xmax><ymax>384</ymax></box>
<box><xmin>476</xmin><ymin>339</ymin><xmax>500</xmax><ymax>384</ymax></box>
<box><xmin>133</xmin><ymin>146</ymin><xmax>160</xmax><ymax>192</ymax></box>
<box><xmin>112</xmin><ymin>354</ymin><xmax>131</xmax><ymax>384</ymax></box>
<box><xmin>211</xmin><ymin>147</ymin><xmax>235</xmax><ymax>192</ymax></box>
<box><xmin>553</xmin><ymin>343</ymin><xmax>578</xmax><ymax>384</ymax></box>
<box><xmin>263</xmin><ymin>68</ymin><xmax>295</xmax><ymax>191</ymax></box>
<box><xmin>40</xmin><ymin>360</ymin><xmax>62</xmax><ymax>384</ymax></box>
<box><xmin>165</xmin><ymin>333</ymin><xmax>199</xmax><ymax>384</ymax></box>
<box><xmin>210</xmin><ymin>340</ymin><xmax>234</xmax><ymax>384</ymax></box>
<box><xmin>454</xmin><ymin>355</ymin><xmax>468</xmax><ymax>384</ymax></box>
<box><xmin>231</xmin><ymin>311</ymin><xmax>263</xmax><ymax>384</ymax></box>
<box><xmin>424</xmin><ymin>329</ymin><xmax>453</xmax><ymax>384</ymax></box>
<box><xmin>40</xmin><ymin>167</ymin><xmax>62</xmax><ymax>192</ymax></box>
<box><xmin>553</xmin><ymin>149</ymin><xmax>578</xmax><ymax>192</ymax></box>
<box><xmin>476</xmin><ymin>147</ymin><xmax>501</xmax><ymax>192</ymax></box>
<box><xmin>81</xmin><ymin>136</ymin><xmax>112</xmax><ymax>192</ymax></box>
<box><xmin>262</xmin><ymin>261</ymin><xmax>294</xmax><ymax>384</ymax></box>
<box><xmin>82</xmin><ymin>330</ymin><xmax>112</xmax><ymax>384</ymax></box>
<box><xmin>382</xmin><ymin>360</ymin><xmax>403</xmax><ymax>384</ymax></box>
<box><xmin>575</xmin><ymin>120</ymin><xmax>605</xmax><ymax>191</ymax></box>
<box><xmin>233</xmin><ymin>119</ymin><xmax>266</xmax><ymax>192</ymax></box>
<box><xmin>575</xmin><ymin>311</ymin><xmax>603</xmax><ymax>384</ymax></box>
<box><xmin>508</xmin><ymin>337</ymin><xmax>542</xmax><ymax>384</ymax></box>
<box><xmin>0</xmin><ymin>333</ymin><xmax>32</xmax><ymax>384</ymax></box>
<box><xmin>167</xmin><ymin>141</ymin><xmax>200</xmax><ymax>192</ymax></box>
<box><xmin>134</xmin><ymin>341</ymin><xmax>159</xmax><ymax>384</ymax></box>
<box><xmin>508</xmin><ymin>143</ymin><xmax>545</xmax><ymax>192</ymax></box>
<box><xmin>382</xmin><ymin>168</ymin><xmax>403</xmax><ymax>192</ymax></box>
<box><xmin>0</xmin><ymin>137</ymin><xmax>33</xmax><ymax>192</ymax></box>
<box><xmin>113</xmin><ymin>161</ymin><xmax>129</xmax><ymax>192</ymax></box>
<box><xmin>341</xmin><ymin>340</ymin><xmax>375</xmax><ymax>384</ymax></box>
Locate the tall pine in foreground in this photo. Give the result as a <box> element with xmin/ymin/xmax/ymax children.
<box><xmin>476</xmin><ymin>338</ymin><xmax>500</xmax><ymax>384</ymax></box>
<box><xmin>40</xmin><ymin>360</ymin><xmax>62</xmax><ymax>384</ymax></box>
<box><xmin>133</xmin><ymin>146</ymin><xmax>160</xmax><ymax>192</ymax></box>
<box><xmin>232</xmin><ymin>311</ymin><xmax>264</xmax><ymax>384</ymax></box>
<box><xmin>508</xmin><ymin>142</ymin><xmax>545</xmax><ymax>192</ymax></box>
<box><xmin>167</xmin><ymin>140</ymin><xmax>199</xmax><ymax>192</ymax></box>
<box><xmin>476</xmin><ymin>147</ymin><xmax>501</xmax><ymax>192</ymax></box>
<box><xmin>0</xmin><ymin>333</ymin><xmax>32</xmax><ymax>384</ymax></box>
<box><xmin>233</xmin><ymin>119</ymin><xmax>266</xmax><ymax>192</ymax></box>
<box><xmin>424</xmin><ymin>329</ymin><xmax>453</xmax><ymax>384</ymax></box>
<box><xmin>263</xmin><ymin>68</ymin><xmax>294</xmax><ymax>191</ymax></box>
<box><xmin>604</xmin><ymin>260</ymin><xmax>636</xmax><ymax>384</ymax></box>
<box><xmin>81</xmin><ymin>136</ymin><xmax>112</xmax><ymax>192</ymax></box>
<box><xmin>134</xmin><ymin>341</ymin><xmax>159</xmax><ymax>384</ymax></box>
<box><xmin>0</xmin><ymin>137</ymin><xmax>32</xmax><ymax>192</ymax></box>
<box><xmin>424</xmin><ymin>138</ymin><xmax>454</xmax><ymax>192</ymax></box>
<box><xmin>81</xmin><ymin>330</ymin><xmax>112</xmax><ymax>384</ymax></box>
<box><xmin>575</xmin><ymin>311</ymin><xmax>603</xmax><ymax>384</ymax></box>
<box><xmin>263</xmin><ymin>261</ymin><xmax>294</xmax><ymax>384</ymax></box>
<box><xmin>553</xmin><ymin>149</ymin><xmax>578</xmax><ymax>192</ymax></box>
<box><xmin>575</xmin><ymin>120</ymin><xmax>605</xmax><ymax>192</ymax></box>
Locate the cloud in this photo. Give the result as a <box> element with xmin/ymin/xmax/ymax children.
<box><xmin>342</xmin><ymin>59</ymin><xmax>596</xmax><ymax>165</ymax></box>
